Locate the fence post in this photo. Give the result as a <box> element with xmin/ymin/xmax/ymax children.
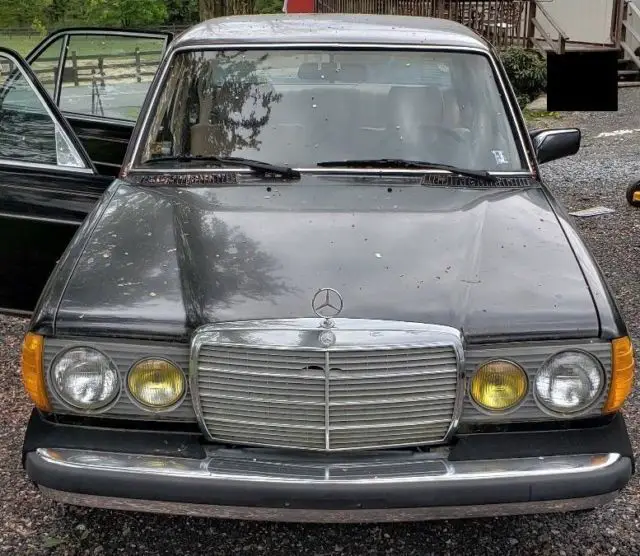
<box><xmin>135</xmin><ymin>47</ymin><xmax>141</xmax><ymax>83</ymax></box>
<box><xmin>527</xmin><ymin>0</ymin><xmax>537</xmax><ymax>49</ymax></box>
<box><xmin>71</xmin><ymin>50</ymin><xmax>79</xmax><ymax>86</ymax></box>
<box><xmin>91</xmin><ymin>69</ymin><xmax>96</xmax><ymax>115</ymax></box>
<box><xmin>98</xmin><ymin>56</ymin><xmax>105</xmax><ymax>87</ymax></box>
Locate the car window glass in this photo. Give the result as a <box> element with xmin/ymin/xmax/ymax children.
<box><xmin>59</xmin><ymin>34</ymin><xmax>166</xmax><ymax>121</ymax></box>
<box><xmin>28</xmin><ymin>37</ymin><xmax>64</xmax><ymax>98</ymax></box>
<box><xmin>141</xmin><ymin>49</ymin><xmax>526</xmax><ymax>172</ymax></box>
<box><xmin>0</xmin><ymin>53</ymin><xmax>86</xmax><ymax>168</ymax></box>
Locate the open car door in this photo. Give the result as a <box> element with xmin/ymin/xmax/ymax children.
<box><xmin>25</xmin><ymin>28</ymin><xmax>173</xmax><ymax>176</ymax></box>
<box><xmin>0</xmin><ymin>47</ymin><xmax>112</xmax><ymax>316</ymax></box>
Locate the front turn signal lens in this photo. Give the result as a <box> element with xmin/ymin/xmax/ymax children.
<box><xmin>604</xmin><ymin>336</ymin><xmax>635</xmax><ymax>413</ymax></box>
<box><xmin>21</xmin><ymin>332</ymin><xmax>51</xmax><ymax>412</ymax></box>
<box><xmin>470</xmin><ymin>360</ymin><xmax>528</xmax><ymax>411</ymax></box>
<box><xmin>127</xmin><ymin>358</ymin><xmax>186</xmax><ymax>409</ymax></box>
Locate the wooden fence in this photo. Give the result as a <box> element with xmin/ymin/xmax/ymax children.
<box><xmin>315</xmin><ymin>0</ymin><xmax>537</xmax><ymax>47</ymax></box>
<box><xmin>29</xmin><ymin>49</ymin><xmax>164</xmax><ymax>88</ymax></box>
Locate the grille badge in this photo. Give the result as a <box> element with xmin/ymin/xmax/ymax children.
<box><xmin>318</xmin><ymin>329</ymin><xmax>336</xmax><ymax>347</ymax></box>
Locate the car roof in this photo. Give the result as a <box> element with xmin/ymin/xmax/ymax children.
<box><xmin>170</xmin><ymin>14</ymin><xmax>490</xmax><ymax>52</ymax></box>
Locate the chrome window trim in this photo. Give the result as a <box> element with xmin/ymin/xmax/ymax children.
<box><xmin>123</xmin><ymin>43</ymin><xmax>534</xmax><ymax>177</ymax></box>
<box><xmin>0</xmin><ymin>158</ymin><xmax>94</xmax><ymax>174</ymax></box>
<box><xmin>0</xmin><ymin>211</ymin><xmax>83</xmax><ymax>226</ymax></box>
<box><xmin>189</xmin><ymin>318</ymin><xmax>466</xmax><ymax>452</ymax></box>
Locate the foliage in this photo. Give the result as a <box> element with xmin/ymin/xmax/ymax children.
<box><xmin>85</xmin><ymin>0</ymin><xmax>168</xmax><ymax>27</ymax></box>
<box><xmin>166</xmin><ymin>0</ymin><xmax>199</xmax><ymax>24</ymax></box>
<box><xmin>0</xmin><ymin>0</ymin><xmax>53</xmax><ymax>28</ymax></box>
<box><xmin>253</xmin><ymin>0</ymin><xmax>283</xmax><ymax>13</ymax></box>
<box><xmin>0</xmin><ymin>0</ymin><xmax>174</xmax><ymax>29</ymax></box>
<box><xmin>198</xmin><ymin>0</ymin><xmax>282</xmax><ymax>18</ymax></box>
<box><xmin>499</xmin><ymin>47</ymin><xmax>547</xmax><ymax>109</ymax></box>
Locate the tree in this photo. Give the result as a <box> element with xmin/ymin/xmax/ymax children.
<box><xmin>198</xmin><ymin>0</ymin><xmax>225</xmax><ymax>19</ymax></box>
<box><xmin>0</xmin><ymin>0</ymin><xmax>53</xmax><ymax>28</ymax></box>
<box><xmin>166</xmin><ymin>0</ymin><xmax>199</xmax><ymax>24</ymax></box>
<box><xmin>86</xmin><ymin>0</ymin><xmax>168</xmax><ymax>28</ymax></box>
<box><xmin>186</xmin><ymin>50</ymin><xmax>283</xmax><ymax>156</ymax></box>
<box><xmin>198</xmin><ymin>0</ymin><xmax>261</xmax><ymax>19</ymax></box>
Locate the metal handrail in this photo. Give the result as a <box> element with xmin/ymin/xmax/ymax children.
<box><xmin>621</xmin><ymin>1</ymin><xmax>640</xmax><ymax>72</ymax></box>
<box><xmin>528</xmin><ymin>0</ymin><xmax>568</xmax><ymax>54</ymax></box>
<box><xmin>629</xmin><ymin>0</ymin><xmax>640</xmax><ymax>20</ymax></box>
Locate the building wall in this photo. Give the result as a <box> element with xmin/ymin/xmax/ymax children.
<box><xmin>535</xmin><ymin>0</ymin><xmax>614</xmax><ymax>44</ymax></box>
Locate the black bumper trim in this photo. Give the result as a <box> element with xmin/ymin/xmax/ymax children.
<box><xmin>23</xmin><ymin>410</ymin><xmax>636</xmax><ymax>473</ymax></box>
<box><xmin>449</xmin><ymin>412</ymin><xmax>635</xmax><ymax>469</ymax></box>
<box><xmin>22</xmin><ymin>410</ymin><xmax>205</xmax><ymax>464</ymax></box>
<box><xmin>26</xmin><ymin>449</ymin><xmax>632</xmax><ymax>511</ymax></box>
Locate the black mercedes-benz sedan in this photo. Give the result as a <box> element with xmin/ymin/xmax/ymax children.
<box><xmin>2</xmin><ymin>14</ymin><xmax>635</xmax><ymax>522</ymax></box>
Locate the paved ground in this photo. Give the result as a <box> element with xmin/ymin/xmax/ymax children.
<box><xmin>2</xmin><ymin>90</ymin><xmax>640</xmax><ymax>555</ymax></box>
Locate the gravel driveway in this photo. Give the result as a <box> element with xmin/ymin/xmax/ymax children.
<box><xmin>2</xmin><ymin>90</ymin><xmax>640</xmax><ymax>556</ymax></box>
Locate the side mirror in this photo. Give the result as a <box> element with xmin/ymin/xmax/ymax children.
<box><xmin>530</xmin><ymin>128</ymin><xmax>581</xmax><ymax>164</ymax></box>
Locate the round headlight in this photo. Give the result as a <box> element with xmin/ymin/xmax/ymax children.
<box><xmin>127</xmin><ymin>358</ymin><xmax>185</xmax><ymax>409</ymax></box>
<box><xmin>51</xmin><ymin>347</ymin><xmax>120</xmax><ymax>410</ymax></box>
<box><xmin>534</xmin><ymin>350</ymin><xmax>604</xmax><ymax>414</ymax></box>
<box><xmin>470</xmin><ymin>360</ymin><xmax>528</xmax><ymax>411</ymax></box>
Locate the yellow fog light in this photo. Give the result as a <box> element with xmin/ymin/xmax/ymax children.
<box><xmin>470</xmin><ymin>360</ymin><xmax>528</xmax><ymax>411</ymax></box>
<box><xmin>127</xmin><ymin>358</ymin><xmax>186</xmax><ymax>409</ymax></box>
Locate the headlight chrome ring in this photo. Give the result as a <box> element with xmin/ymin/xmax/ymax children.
<box><xmin>49</xmin><ymin>346</ymin><xmax>120</xmax><ymax>411</ymax></box>
<box><xmin>533</xmin><ymin>349</ymin><xmax>605</xmax><ymax>416</ymax></box>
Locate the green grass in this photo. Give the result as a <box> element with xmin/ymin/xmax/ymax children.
<box><xmin>0</xmin><ymin>33</ymin><xmax>46</xmax><ymax>55</ymax></box>
<box><xmin>522</xmin><ymin>108</ymin><xmax>563</xmax><ymax>128</ymax></box>
<box><xmin>0</xmin><ymin>32</ymin><xmax>165</xmax><ymax>58</ymax></box>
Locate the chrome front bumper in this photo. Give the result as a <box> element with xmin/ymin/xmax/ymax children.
<box><xmin>27</xmin><ymin>448</ymin><xmax>632</xmax><ymax>523</ymax></box>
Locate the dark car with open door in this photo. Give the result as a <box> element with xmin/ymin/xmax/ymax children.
<box><xmin>0</xmin><ymin>14</ymin><xmax>635</xmax><ymax>523</ymax></box>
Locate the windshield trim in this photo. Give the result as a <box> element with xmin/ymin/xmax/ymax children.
<box><xmin>122</xmin><ymin>42</ymin><xmax>533</xmax><ymax>178</ymax></box>
<box><xmin>126</xmin><ymin>167</ymin><xmax>533</xmax><ymax>177</ymax></box>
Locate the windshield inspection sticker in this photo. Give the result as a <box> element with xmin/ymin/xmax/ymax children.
<box><xmin>492</xmin><ymin>150</ymin><xmax>509</xmax><ymax>165</ymax></box>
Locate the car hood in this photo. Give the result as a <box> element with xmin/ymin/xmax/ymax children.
<box><xmin>54</xmin><ymin>178</ymin><xmax>599</xmax><ymax>342</ymax></box>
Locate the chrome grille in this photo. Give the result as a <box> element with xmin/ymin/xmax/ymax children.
<box><xmin>191</xmin><ymin>319</ymin><xmax>462</xmax><ymax>452</ymax></box>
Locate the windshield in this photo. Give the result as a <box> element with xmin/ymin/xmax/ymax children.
<box><xmin>138</xmin><ymin>48</ymin><xmax>526</xmax><ymax>172</ymax></box>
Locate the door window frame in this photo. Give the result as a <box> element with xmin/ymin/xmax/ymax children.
<box><xmin>25</xmin><ymin>28</ymin><xmax>173</xmax><ymax>125</ymax></box>
<box><xmin>0</xmin><ymin>46</ymin><xmax>96</xmax><ymax>174</ymax></box>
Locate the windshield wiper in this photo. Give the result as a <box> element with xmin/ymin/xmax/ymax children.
<box><xmin>317</xmin><ymin>158</ymin><xmax>497</xmax><ymax>182</ymax></box>
<box><xmin>145</xmin><ymin>155</ymin><xmax>301</xmax><ymax>179</ymax></box>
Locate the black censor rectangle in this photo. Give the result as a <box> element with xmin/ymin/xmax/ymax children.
<box><xmin>547</xmin><ymin>50</ymin><xmax>618</xmax><ymax>112</ymax></box>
